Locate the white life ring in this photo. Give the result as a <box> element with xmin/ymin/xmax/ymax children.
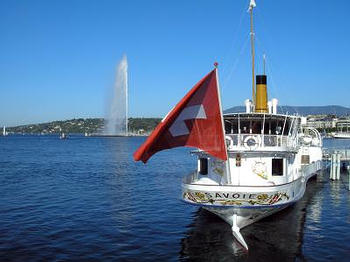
<box><xmin>243</xmin><ymin>135</ymin><xmax>260</xmax><ymax>150</ymax></box>
<box><xmin>301</xmin><ymin>135</ymin><xmax>312</xmax><ymax>145</ymax></box>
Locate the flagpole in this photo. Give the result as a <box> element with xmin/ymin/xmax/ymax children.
<box><xmin>214</xmin><ymin>62</ymin><xmax>232</xmax><ymax>185</ymax></box>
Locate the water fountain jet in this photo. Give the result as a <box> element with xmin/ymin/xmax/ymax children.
<box><xmin>104</xmin><ymin>55</ymin><xmax>128</xmax><ymax>136</ymax></box>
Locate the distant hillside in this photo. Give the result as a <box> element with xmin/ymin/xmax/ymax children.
<box><xmin>7</xmin><ymin>118</ymin><xmax>162</xmax><ymax>135</ymax></box>
<box><xmin>224</xmin><ymin>105</ymin><xmax>350</xmax><ymax>116</ymax></box>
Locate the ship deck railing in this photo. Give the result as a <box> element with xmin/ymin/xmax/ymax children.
<box><xmin>225</xmin><ymin>134</ymin><xmax>301</xmax><ymax>152</ymax></box>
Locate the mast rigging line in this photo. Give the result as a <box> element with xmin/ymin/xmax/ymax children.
<box><xmin>250</xmin><ymin>4</ymin><xmax>296</xmax><ymax>116</ymax></box>
<box><xmin>220</xmin><ymin>0</ymin><xmax>252</xmax><ymax>93</ymax></box>
<box><xmin>253</xmin><ymin>33</ymin><xmax>294</xmax><ymax>116</ymax></box>
<box><xmin>221</xmin><ymin>33</ymin><xmax>250</xmax><ymax>94</ymax></box>
<box><xmin>263</xmin><ymin>53</ymin><xmax>298</xmax><ymax>116</ymax></box>
<box><xmin>221</xmin><ymin>0</ymin><xmax>249</xmax><ymax>66</ymax></box>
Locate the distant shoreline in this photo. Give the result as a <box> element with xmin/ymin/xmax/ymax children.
<box><xmin>1</xmin><ymin>133</ymin><xmax>149</xmax><ymax>137</ymax></box>
<box><xmin>4</xmin><ymin>118</ymin><xmax>160</xmax><ymax>136</ymax></box>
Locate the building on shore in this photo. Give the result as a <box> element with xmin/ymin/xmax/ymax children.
<box><xmin>304</xmin><ymin>115</ymin><xmax>350</xmax><ymax>133</ymax></box>
<box><xmin>335</xmin><ymin>119</ymin><xmax>350</xmax><ymax>132</ymax></box>
<box><xmin>304</xmin><ymin>115</ymin><xmax>338</xmax><ymax>129</ymax></box>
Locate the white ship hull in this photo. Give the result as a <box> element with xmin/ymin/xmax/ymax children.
<box><xmin>333</xmin><ymin>132</ymin><xmax>350</xmax><ymax>139</ymax></box>
<box><xmin>182</xmin><ymin>160</ymin><xmax>322</xmax><ymax>249</ymax></box>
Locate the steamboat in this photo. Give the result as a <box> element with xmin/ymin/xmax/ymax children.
<box><xmin>181</xmin><ymin>0</ymin><xmax>323</xmax><ymax>249</ymax></box>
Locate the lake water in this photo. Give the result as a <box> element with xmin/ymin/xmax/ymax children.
<box><xmin>0</xmin><ymin>136</ymin><xmax>349</xmax><ymax>261</ymax></box>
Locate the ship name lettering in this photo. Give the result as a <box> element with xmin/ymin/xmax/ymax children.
<box><xmin>232</xmin><ymin>193</ymin><xmax>240</xmax><ymax>199</ymax></box>
<box><xmin>249</xmin><ymin>194</ymin><xmax>256</xmax><ymax>199</ymax></box>
<box><xmin>205</xmin><ymin>192</ymin><xmax>213</xmax><ymax>198</ymax></box>
<box><xmin>199</xmin><ymin>192</ymin><xmax>258</xmax><ymax>200</ymax></box>
<box><xmin>222</xmin><ymin>193</ymin><xmax>229</xmax><ymax>198</ymax></box>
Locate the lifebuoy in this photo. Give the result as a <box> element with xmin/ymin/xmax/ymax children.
<box><xmin>301</xmin><ymin>135</ymin><xmax>312</xmax><ymax>145</ymax></box>
<box><xmin>243</xmin><ymin>135</ymin><xmax>260</xmax><ymax>150</ymax></box>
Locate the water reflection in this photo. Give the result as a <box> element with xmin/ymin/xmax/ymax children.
<box><xmin>307</xmin><ymin>171</ymin><xmax>325</xmax><ymax>224</ymax></box>
<box><xmin>329</xmin><ymin>180</ymin><xmax>342</xmax><ymax>207</ymax></box>
<box><xmin>302</xmin><ymin>171</ymin><xmax>350</xmax><ymax>261</ymax></box>
<box><xmin>180</xmin><ymin>178</ymin><xmax>321</xmax><ymax>261</ymax></box>
<box><xmin>180</xmin><ymin>209</ymin><xmax>241</xmax><ymax>260</ymax></box>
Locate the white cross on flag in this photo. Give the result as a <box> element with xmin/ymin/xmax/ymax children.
<box><xmin>133</xmin><ymin>67</ymin><xmax>228</xmax><ymax>163</ymax></box>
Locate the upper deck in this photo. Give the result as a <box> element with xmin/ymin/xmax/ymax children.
<box><xmin>224</xmin><ymin>113</ymin><xmax>301</xmax><ymax>152</ymax></box>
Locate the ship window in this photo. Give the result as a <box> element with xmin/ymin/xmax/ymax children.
<box><xmin>224</xmin><ymin>120</ymin><xmax>238</xmax><ymax>134</ymax></box>
<box><xmin>232</xmin><ymin>122</ymin><xmax>238</xmax><ymax>134</ymax></box>
<box><xmin>199</xmin><ymin>158</ymin><xmax>208</xmax><ymax>175</ymax></box>
<box><xmin>272</xmin><ymin>158</ymin><xmax>284</xmax><ymax>176</ymax></box>
<box><xmin>264</xmin><ymin>121</ymin><xmax>270</xmax><ymax>134</ymax></box>
<box><xmin>301</xmin><ymin>155</ymin><xmax>310</xmax><ymax>164</ymax></box>
<box><xmin>252</xmin><ymin>120</ymin><xmax>262</xmax><ymax>134</ymax></box>
<box><xmin>270</xmin><ymin>120</ymin><xmax>284</xmax><ymax>135</ymax></box>
<box><xmin>241</xmin><ymin>121</ymin><xmax>250</xmax><ymax>134</ymax></box>
<box><xmin>283</xmin><ymin>119</ymin><xmax>292</xmax><ymax>135</ymax></box>
<box><xmin>225</xmin><ymin>121</ymin><xmax>232</xmax><ymax>134</ymax></box>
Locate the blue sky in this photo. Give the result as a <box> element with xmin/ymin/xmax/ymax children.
<box><xmin>1</xmin><ymin>0</ymin><xmax>349</xmax><ymax>126</ymax></box>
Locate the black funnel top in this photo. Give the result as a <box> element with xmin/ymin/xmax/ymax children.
<box><xmin>256</xmin><ymin>75</ymin><xmax>267</xmax><ymax>85</ymax></box>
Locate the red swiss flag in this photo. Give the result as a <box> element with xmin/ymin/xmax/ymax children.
<box><xmin>133</xmin><ymin>67</ymin><xmax>228</xmax><ymax>163</ymax></box>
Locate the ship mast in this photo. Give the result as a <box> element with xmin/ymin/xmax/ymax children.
<box><xmin>249</xmin><ymin>0</ymin><xmax>256</xmax><ymax>107</ymax></box>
